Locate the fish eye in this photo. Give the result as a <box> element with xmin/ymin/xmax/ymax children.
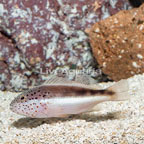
<box><xmin>20</xmin><ymin>95</ymin><xmax>27</xmax><ymax>102</ymax></box>
<box><xmin>21</xmin><ymin>96</ymin><xmax>24</xmax><ymax>100</ymax></box>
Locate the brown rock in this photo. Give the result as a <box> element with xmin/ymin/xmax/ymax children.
<box><xmin>86</xmin><ymin>4</ymin><xmax>144</xmax><ymax>81</ymax></box>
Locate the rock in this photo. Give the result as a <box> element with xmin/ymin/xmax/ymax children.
<box><xmin>0</xmin><ymin>33</ymin><xmax>15</xmax><ymax>90</ymax></box>
<box><xmin>56</xmin><ymin>0</ymin><xmax>131</xmax><ymax>30</ymax></box>
<box><xmin>0</xmin><ymin>0</ymin><xmax>132</xmax><ymax>91</ymax></box>
<box><xmin>86</xmin><ymin>4</ymin><xmax>144</xmax><ymax>81</ymax></box>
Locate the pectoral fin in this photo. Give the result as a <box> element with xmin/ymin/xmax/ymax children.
<box><xmin>57</xmin><ymin>114</ymin><xmax>70</xmax><ymax>118</ymax></box>
<box><xmin>83</xmin><ymin>104</ymin><xmax>102</xmax><ymax>113</ymax></box>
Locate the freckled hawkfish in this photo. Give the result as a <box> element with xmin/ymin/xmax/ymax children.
<box><xmin>10</xmin><ymin>75</ymin><xmax>130</xmax><ymax>118</ymax></box>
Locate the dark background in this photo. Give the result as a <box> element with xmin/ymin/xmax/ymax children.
<box><xmin>129</xmin><ymin>0</ymin><xmax>144</xmax><ymax>7</ymax></box>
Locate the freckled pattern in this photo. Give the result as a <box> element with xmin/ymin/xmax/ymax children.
<box><xmin>0</xmin><ymin>0</ymin><xmax>132</xmax><ymax>91</ymax></box>
<box><xmin>10</xmin><ymin>84</ymin><xmax>115</xmax><ymax>117</ymax></box>
<box><xmin>10</xmin><ymin>87</ymin><xmax>55</xmax><ymax>117</ymax></box>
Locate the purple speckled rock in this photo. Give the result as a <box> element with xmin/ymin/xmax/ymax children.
<box><xmin>0</xmin><ymin>0</ymin><xmax>132</xmax><ymax>91</ymax></box>
<box><xmin>57</xmin><ymin>0</ymin><xmax>131</xmax><ymax>30</ymax></box>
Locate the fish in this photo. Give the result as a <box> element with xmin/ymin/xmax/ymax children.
<box><xmin>10</xmin><ymin>75</ymin><xmax>130</xmax><ymax>118</ymax></box>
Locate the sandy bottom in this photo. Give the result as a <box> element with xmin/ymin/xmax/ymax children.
<box><xmin>0</xmin><ymin>74</ymin><xmax>144</xmax><ymax>144</ymax></box>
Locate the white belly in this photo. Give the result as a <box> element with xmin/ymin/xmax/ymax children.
<box><xmin>38</xmin><ymin>96</ymin><xmax>109</xmax><ymax>118</ymax></box>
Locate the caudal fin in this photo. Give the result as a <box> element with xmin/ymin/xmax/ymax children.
<box><xmin>107</xmin><ymin>79</ymin><xmax>130</xmax><ymax>101</ymax></box>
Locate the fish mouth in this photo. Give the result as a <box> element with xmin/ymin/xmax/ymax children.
<box><xmin>10</xmin><ymin>98</ymin><xmax>17</xmax><ymax>112</ymax></box>
<box><xmin>10</xmin><ymin>100</ymin><xmax>15</xmax><ymax>112</ymax></box>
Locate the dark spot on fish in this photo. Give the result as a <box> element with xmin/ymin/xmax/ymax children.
<box><xmin>35</xmin><ymin>97</ymin><xmax>38</xmax><ymax>99</ymax></box>
<box><xmin>38</xmin><ymin>90</ymin><xmax>41</xmax><ymax>92</ymax></box>
<box><xmin>34</xmin><ymin>92</ymin><xmax>36</xmax><ymax>94</ymax></box>
<box><xmin>31</xmin><ymin>94</ymin><xmax>33</xmax><ymax>96</ymax></box>
<box><xmin>21</xmin><ymin>97</ymin><xmax>24</xmax><ymax>100</ymax></box>
<box><xmin>43</xmin><ymin>95</ymin><xmax>46</xmax><ymax>98</ymax></box>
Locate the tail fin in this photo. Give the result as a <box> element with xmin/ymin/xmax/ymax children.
<box><xmin>107</xmin><ymin>79</ymin><xmax>130</xmax><ymax>101</ymax></box>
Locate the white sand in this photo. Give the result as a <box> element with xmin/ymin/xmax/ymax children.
<box><xmin>0</xmin><ymin>74</ymin><xmax>144</xmax><ymax>144</ymax></box>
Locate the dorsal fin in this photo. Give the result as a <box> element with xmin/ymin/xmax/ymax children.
<box><xmin>41</xmin><ymin>75</ymin><xmax>102</xmax><ymax>90</ymax></box>
<box><xmin>42</xmin><ymin>75</ymin><xmax>73</xmax><ymax>85</ymax></box>
<box><xmin>75</xmin><ymin>74</ymin><xmax>97</xmax><ymax>85</ymax></box>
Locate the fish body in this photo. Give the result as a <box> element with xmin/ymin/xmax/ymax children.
<box><xmin>10</xmin><ymin>75</ymin><xmax>130</xmax><ymax>118</ymax></box>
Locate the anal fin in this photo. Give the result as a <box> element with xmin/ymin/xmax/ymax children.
<box><xmin>82</xmin><ymin>104</ymin><xmax>102</xmax><ymax>115</ymax></box>
<box><xmin>57</xmin><ymin>114</ymin><xmax>70</xmax><ymax>118</ymax></box>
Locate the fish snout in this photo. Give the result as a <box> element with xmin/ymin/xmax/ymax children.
<box><xmin>10</xmin><ymin>97</ymin><xmax>21</xmax><ymax>114</ymax></box>
<box><xmin>10</xmin><ymin>98</ymin><xmax>16</xmax><ymax>112</ymax></box>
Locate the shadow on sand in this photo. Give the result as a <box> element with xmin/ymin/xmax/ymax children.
<box><xmin>12</xmin><ymin>111</ymin><xmax>122</xmax><ymax>129</ymax></box>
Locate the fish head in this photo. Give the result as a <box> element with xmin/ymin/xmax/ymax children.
<box><xmin>10</xmin><ymin>87</ymin><xmax>46</xmax><ymax>117</ymax></box>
